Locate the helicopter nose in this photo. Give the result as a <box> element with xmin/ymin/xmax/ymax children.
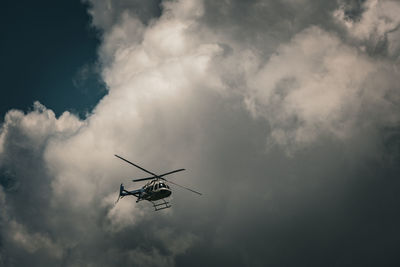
<box><xmin>161</xmin><ymin>189</ymin><xmax>172</xmax><ymax>198</ymax></box>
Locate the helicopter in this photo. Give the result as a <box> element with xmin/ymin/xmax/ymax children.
<box><xmin>114</xmin><ymin>154</ymin><xmax>201</xmax><ymax>211</ymax></box>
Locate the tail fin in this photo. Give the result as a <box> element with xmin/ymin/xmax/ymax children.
<box><xmin>120</xmin><ymin>183</ymin><xmax>124</xmax><ymax>196</ymax></box>
<box><xmin>115</xmin><ymin>183</ymin><xmax>125</xmax><ymax>205</ymax></box>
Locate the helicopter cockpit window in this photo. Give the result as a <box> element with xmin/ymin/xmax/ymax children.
<box><xmin>159</xmin><ymin>183</ymin><xmax>165</xmax><ymax>188</ymax></box>
<box><xmin>155</xmin><ymin>184</ymin><xmax>159</xmax><ymax>190</ymax></box>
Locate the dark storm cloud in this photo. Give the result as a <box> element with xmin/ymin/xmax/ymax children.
<box><xmin>339</xmin><ymin>0</ymin><xmax>367</xmax><ymax>21</ymax></box>
<box><xmin>1</xmin><ymin>0</ymin><xmax>400</xmax><ymax>266</ymax></box>
<box><xmin>334</xmin><ymin>0</ymin><xmax>400</xmax><ymax>57</ymax></box>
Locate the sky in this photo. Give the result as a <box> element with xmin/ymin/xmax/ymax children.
<box><xmin>0</xmin><ymin>0</ymin><xmax>104</xmax><ymax>119</ymax></box>
<box><xmin>1</xmin><ymin>0</ymin><xmax>400</xmax><ymax>266</ymax></box>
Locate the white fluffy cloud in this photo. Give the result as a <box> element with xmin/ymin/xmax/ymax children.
<box><xmin>244</xmin><ymin>26</ymin><xmax>400</xmax><ymax>148</ymax></box>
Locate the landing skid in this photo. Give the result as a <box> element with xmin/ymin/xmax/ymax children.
<box><xmin>151</xmin><ymin>199</ymin><xmax>171</xmax><ymax>211</ymax></box>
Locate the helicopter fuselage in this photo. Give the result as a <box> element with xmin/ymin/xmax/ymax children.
<box><xmin>141</xmin><ymin>180</ymin><xmax>171</xmax><ymax>201</ymax></box>
<box><xmin>143</xmin><ymin>188</ymin><xmax>171</xmax><ymax>201</ymax></box>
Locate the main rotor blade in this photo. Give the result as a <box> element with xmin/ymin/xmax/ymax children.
<box><xmin>115</xmin><ymin>155</ymin><xmax>157</xmax><ymax>176</ymax></box>
<box><xmin>132</xmin><ymin>169</ymin><xmax>184</xmax><ymax>182</ymax></box>
<box><xmin>132</xmin><ymin>176</ymin><xmax>156</xmax><ymax>182</ymax></box>
<box><xmin>158</xmin><ymin>169</ymin><xmax>185</xmax><ymax>178</ymax></box>
<box><xmin>164</xmin><ymin>179</ymin><xmax>202</xmax><ymax>195</ymax></box>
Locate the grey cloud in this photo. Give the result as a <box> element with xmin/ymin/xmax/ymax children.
<box><xmin>334</xmin><ymin>0</ymin><xmax>400</xmax><ymax>57</ymax></box>
<box><xmin>337</xmin><ymin>0</ymin><xmax>367</xmax><ymax>21</ymax></box>
<box><xmin>199</xmin><ymin>0</ymin><xmax>341</xmax><ymax>58</ymax></box>
<box><xmin>243</xmin><ymin>26</ymin><xmax>400</xmax><ymax>149</ymax></box>
<box><xmin>1</xmin><ymin>0</ymin><xmax>400</xmax><ymax>266</ymax></box>
<box><xmin>84</xmin><ymin>0</ymin><xmax>162</xmax><ymax>30</ymax></box>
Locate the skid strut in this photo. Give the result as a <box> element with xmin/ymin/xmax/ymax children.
<box><xmin>151</xmin><ymin>199</ymin><xmax>171</xmax><ymax>211</ymax></box>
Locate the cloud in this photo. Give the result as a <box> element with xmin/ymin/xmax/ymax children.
<box><xmin>84</xmin><ymin>0</ymin><xmax>162</xmax><ymax>30</ymax></box>
<box><xmin>1</xmin><ymin>0</ymin><xmax>400</xmax><ymax>266</ymax></box>
<box><xmin>334</xmin><ymin>0</ymin><xmax>400</xmax><ymax>56</ymax></box>
<box><xmin>244</xmin><ymin>25</ymin><xmax>400</xmax><ymax>148</ymax></box>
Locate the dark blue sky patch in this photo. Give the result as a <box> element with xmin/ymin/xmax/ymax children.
<box><xmin>0</xmin><ymin>0</ymin><xmax>105</xmax><ymax>120</ymax></box>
